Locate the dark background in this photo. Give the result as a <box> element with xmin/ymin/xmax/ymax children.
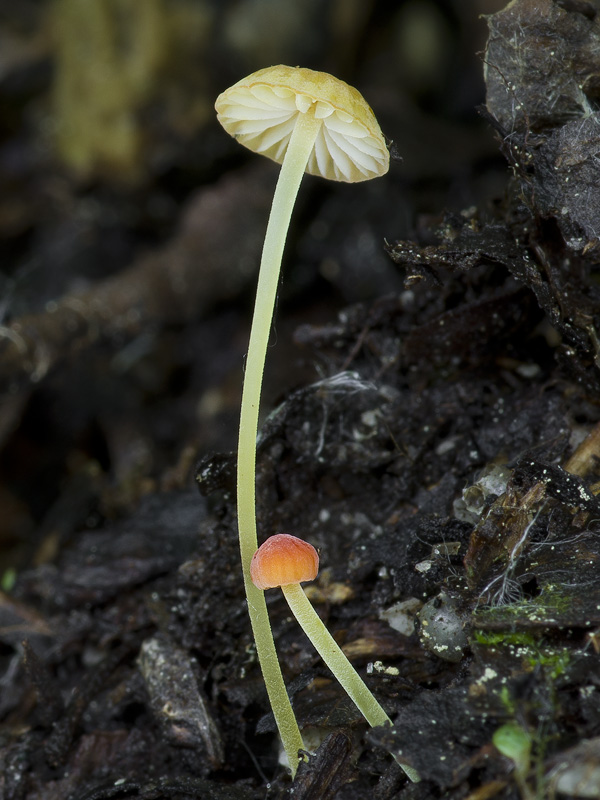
<box><xmin>2</xmin><ymin>3</ymin><xmax>600</xmax><ymax>799</ymax></box>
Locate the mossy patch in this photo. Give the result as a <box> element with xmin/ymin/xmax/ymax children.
<box><xmin>473</xmin><ymin>583</ymin><xmax>575</xmax><ymax>629</ymax></box>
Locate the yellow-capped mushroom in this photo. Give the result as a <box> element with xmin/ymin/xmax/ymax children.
<box><xmin>216</xmin><ymin>65</ymin><xmax>389</xmax><ymax>182</ymax></box>
<box><xmin>215</xmin><ymin>66</ymin><xmax>390</xmax><ymax>776</ymax></box>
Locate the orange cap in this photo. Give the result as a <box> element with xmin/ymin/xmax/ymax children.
<box><xmin>251</xmin><ymin>534</ymin><xmax>319</xmax><ymax>590</ymax></box>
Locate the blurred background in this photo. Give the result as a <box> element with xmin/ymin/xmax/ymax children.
<box><xmin>0</xmin><ymin>0</ymin><xmax>508</xmax><ymax>574</ymax></box>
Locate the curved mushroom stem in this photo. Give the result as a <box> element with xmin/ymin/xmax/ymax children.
<box><xmin>281</xmin><ymin>583</ymin><xmax>421</xmax><ymax>783</ymax></box>
<box><xmin>237</xmin><ymin>110</ymin><xmax>323</xmax><ymax>774</ymax></box>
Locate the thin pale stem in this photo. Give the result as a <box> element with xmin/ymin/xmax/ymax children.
<box><xmin>237</xmin><ymin>110</ymin><xmax>323</xmax><ymax>774</ymax></box>
<box><xmin>282</xmin><ymin>583</ymin><xmax>421</xmax><ymax>783</ymax></box>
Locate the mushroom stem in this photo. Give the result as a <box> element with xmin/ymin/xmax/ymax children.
<box><xmin>281</xmin><ymin>582</ymin><xmax>421</xmax><ymax>783</ymax></box>
<box><xmin>237</xmin><ymin>110</ymin><xmax>323</xmax><ymax>773</ymax></box>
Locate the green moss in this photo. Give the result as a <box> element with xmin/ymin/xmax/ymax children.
<box><xmin>473</xmin><ymin>627</ymin><xmax>572</xmax><ymax>681</ymax></box>
<box><xmin>473</xmin><ymin>584</ymin><xmax>574</xmax><ymax>681</ymax></box>
<box><xmin>527</xmin><ymin>647</ymin><xmax>571</xmax><ymax>680</ymax></box>
<box><xmin>474</xmin><ymin>583</ymin><xmax>572</xmax><ymax>628</ymax></box>
<box><xmin>473</xmin><ymin>630</ymin><xmax>538</xmax><ymax>647</ymax></box>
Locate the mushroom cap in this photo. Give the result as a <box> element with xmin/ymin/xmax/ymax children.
<box><xmin>215</xmin><ymin>65</ymin><xmax>389</xmax><ymax>183</ymax></box>
<box><xmin>251</xmin><ymin>533</ymin><xmax>319</xmax><ymax>590</ymax></box>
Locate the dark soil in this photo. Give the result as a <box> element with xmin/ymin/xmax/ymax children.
<box><xmin>1</xmin><ymin>2</ymin><xmax>600</xmax><ymax>799</ymax></box>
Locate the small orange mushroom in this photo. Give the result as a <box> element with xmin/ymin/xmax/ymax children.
<box><xmin>251</xmin><ymin>533</ymin><xmax>319</xmax><ymax>590</ymax></box>
<box><xmin>250</xmin><ymin>533</ymin><xmax>420</xmax><ymax>783</ymax></box>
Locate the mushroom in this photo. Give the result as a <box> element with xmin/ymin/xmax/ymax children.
<box><xmin>215</xmin><ymin>65</ymin><xmax>390</xmax><ymax>774</ymax></box>
<box><xmin>250</xmin><ymin>533</ymin><xmax>319</xmax><ymax>590</ymax></box>
<box><xmin>251</xmin><ymin>534</ymin><xmax>420</xmax><ymax>783</ymax></box>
